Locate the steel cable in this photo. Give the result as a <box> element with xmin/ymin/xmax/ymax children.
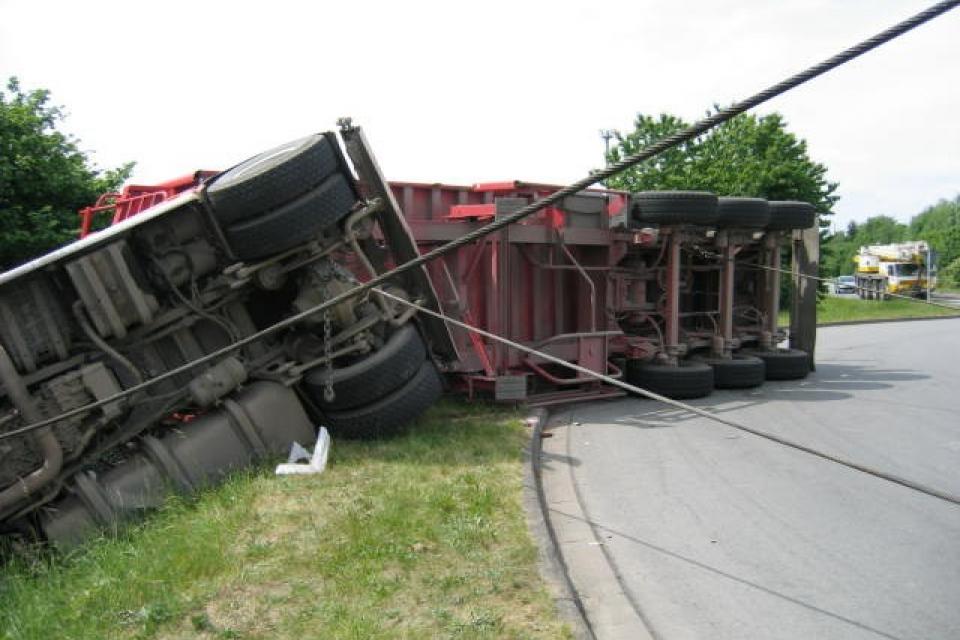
<box><xmin>748</xmin><ymin>262</ymin><xmax>960</xmax><ymax>310</ymax></box>
<box><xmin>685</xmin><ymin>243</ymin><xmax>960</xmax><ymax>311</ymax></box>
<box><xmin>374</xmin><ymin>289</ymin><xmax>960</xmax><ymax>507</ymax></box>
<box><xmin>1</xmin><ymin>0</ymin><xmax>956</xmax><ymax>442</ymax></box>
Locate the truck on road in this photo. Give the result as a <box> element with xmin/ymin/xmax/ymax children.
<box><xmin>854</xmin><ymin>241</ymin><xmax>935</xmax><ymax>299</ymax></box>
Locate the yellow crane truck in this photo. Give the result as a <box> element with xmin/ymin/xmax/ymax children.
<box><xmin>854</xmin><ymin>241</ymin><xmax>935</xmax><ymax>299</ymax></box>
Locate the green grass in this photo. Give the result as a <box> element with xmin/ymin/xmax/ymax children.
<box><xmin>778</xmin><ymin>295</ymin><xmax>960</xmax><ymax>326</ymax></box>
<box><xmin>0</xmin><ymin>400</ymin><xmax>569</xmax><ymax>640</ymax></box>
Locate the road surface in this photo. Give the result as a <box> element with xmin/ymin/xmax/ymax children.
<box><xmin>542</xmin><ymin>319</ymin><xmax>960</xmax><ymax>639</ymax></box>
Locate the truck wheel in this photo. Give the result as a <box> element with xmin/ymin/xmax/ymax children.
<box><xmin>321</xmin><ymin>361</ymin><xmax>444</xmax><ymax>439</ymax></box>
<box><xmin>691</xmin><ymin>354</ymin><xmax>765</xmax><ymax>388</ymax></box>
<box><xmin>304</xmin><ymin>324</ymin><xmax>426</xmax><ymax>411</ymax></box>
<box><xmin>717</xmin><ymin>197</ymin><xmax>770</xmax><ymax>228</ymax></box>
<box><xmin>632</xmin><ymin>191</ymin><xmax>719</xmax><ymax>226</ymax></box>
<box><xmin>626</xmin><ymin>359</ymin><xmax>714</xmax><ymax>399</ymax></box>
<box><xmin>742</xmin><ymin>348</ymin><xmax>809</xmax><ymax>380</ymax></box>
<box><xmin>765</xmin><ymin>201</ymin><xmax>816</xmax><ymax>230</ymax></box>
<box><xmin>207</xmin><ymin>134</ymin><xmax>343</xmax><ymax>225</ymax></box>
<box><xmin>224</xmin><ymin>173</ymin><xmax>356</xmax><ymax>260</ymax></box>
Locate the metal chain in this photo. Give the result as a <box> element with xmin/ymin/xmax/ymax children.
<box><xmin>2</xmin><ymin>0</ymin><xmax>957</xmax><ymax>443</ymax></box>
<box><xmin>322</xmin><ymin>309</ymin><xmax>336</xmax><ymax>403</ymax></box>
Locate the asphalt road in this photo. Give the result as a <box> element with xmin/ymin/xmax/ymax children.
<box><xmin>544</xmin><ymin>319</ymin><xmax>960</xmax><ymax>640</ymax></box>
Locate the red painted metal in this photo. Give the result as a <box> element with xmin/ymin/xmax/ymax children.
<box><xmin>448</xmin><ymin>203</ymin><xmax>496</xmax><ymax>220</ymax></box>
<box><xmin>82</xmin><ymin>165</ymin><xmax>784</xmax><ymax>403</ymax></box>
<box><xmin>388</xmin><ymin>179</ymin><xmax>640</xmax><ymax>400</ymax></box>
<box><xmin>78</xmin><ymin>171</ymin><xmax>217</xmax><ymax>238</ymax></box>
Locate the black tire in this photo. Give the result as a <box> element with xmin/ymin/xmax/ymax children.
<box><xmin>224</xmin><ymin>173</ymin><xmax>356</xmax><ymax>260</ymax></box>
<box><xmin>626</xmin><ymin>359</ymin><xmax>714</xmax><ymax>399</ymax></box>
<box><xmin>321</xmin><ymin>361</ymin><xmax>443</xmax><ymax>439</ymax></box>
<box><xmin>741</xmin><ymin>348</ymin><xmax>810</xmax><ymax>380</ymax></box>
<box><xmin>207</xmin><ymin>134</ymin><xmax>342</xmax><ymax>225</ymax></box>
<box><xmin>717</xmin><ymin>197</ymin><xmax>770</xmax><ymax>228</ymax></box>
<box><xmin>766</xmin><ymin>201</ymin><xmax>817</xmax><ymax>230</ymax></box>
<box><xmin>304</xmin><ymin>324</ymin><xmax>426</xmax><ymax>411</ymax></box>
<box><xmin>691</xmin><ymin>354</ymin><xmax>765</xmax><ymax>388</ymax></box>
<box><xmin>632</xmin><ymin>191</ymin><xmax>719</xmax><ymax>226</ymax></box>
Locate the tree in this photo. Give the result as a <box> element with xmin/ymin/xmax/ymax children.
<box><xmin>819</xmin><ymin>203</ymin><xmax>960</xmax><ymax>279</ymax></box>
<box><xmin>940</xmin><ymin>256</ymin><xmax>960</xmax><ymax>289</ymax></box>
<box><xmin>604</xmin><ymin>111</ymin><xmax>839</xmax><ymax>216</ymax></box>
<box><xmin>820</xmin><ymin>215</ymin><xmax>909</xmax><ymax>277</ymax></box>
<box><xmin>0</xmin><ymin>77</ymin><xmax>134</xmax><ymax>269</ymax></box>
<box><xmin>909</xmin><ymin>195</ymin><xmax>960</xmax><ymax>274</ymax></box>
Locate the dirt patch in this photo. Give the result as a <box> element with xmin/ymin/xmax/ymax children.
<box><xmin>203</xmin><ymin>581</ymin><xmax>295</xmax><ymax>635</ymax></box>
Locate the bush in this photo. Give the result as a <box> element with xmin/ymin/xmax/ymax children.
<box><xmin>939</xmin><ymin>256</ymin><xmax>960</xmax><ymax>289</ymax></box>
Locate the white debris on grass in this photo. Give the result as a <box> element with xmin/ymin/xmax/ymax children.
<box><xmin>275</xmin><ymin>426</ymin><xmax>331</xmax><ymax>475</ymax></box>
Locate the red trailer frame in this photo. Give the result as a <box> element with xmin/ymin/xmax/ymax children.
<box><xmin>77</xmin><ymin>126</ymin><xmax>816</xmax><ymax>407</ymax></box>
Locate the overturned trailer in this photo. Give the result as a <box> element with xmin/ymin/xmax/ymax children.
<box><xmin>0</xmin><ymin>122</ymin><xmax>818</xmax><ymax>546</ymax></box>
<box><xmin>392</xmin><ymin>176</ymin><xmax>819</xmax><ymax>404</ymax></box>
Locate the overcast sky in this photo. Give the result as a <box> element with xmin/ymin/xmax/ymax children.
<box><xmin>1</xmin><ymin>0</ymin><xmax>957</xmax><ymax>230</ymax></box>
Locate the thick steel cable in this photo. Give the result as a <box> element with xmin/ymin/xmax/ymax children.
<box><xmin>749</xmin><ymin>262</ymin><xmax>960</xmax><ymax>311</ymax></box>
<box><xmin>1</xmin><ymin>0</ymin><xmax>956</xmax><ymax>443</ymax></box>
<box><xmin>687</xmin><ymin>243</ymin><xmax>960</xmax><ymax>311</ymax></box>
<box><xmin>374</xmin><ymin>289</ymin><xmax>960</xmax><ymax>507</ymax></box>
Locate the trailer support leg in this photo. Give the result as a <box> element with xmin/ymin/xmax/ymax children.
<box><xmin>715</xmin><ymin>241</ymin><xmax>736</xmax><ymax>357</ymax></box>
<box><xmin>762</xmin><ymin>236</ymin><xmax>781</xmax><ymax>348</ymax></box>
<box><xmin>664</xmin><ymin>233</ymin><xmax>681</xmax><ymax>364</ymax></box>
<box><xmin>790</xmin><ymin>226</ymin><xmax>818</xmax><ymax>371</ymax></box>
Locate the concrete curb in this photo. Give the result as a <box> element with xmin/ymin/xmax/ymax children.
<box><xmin>533</xmin><ymin>411</ymin><xmax>656</xmax><ymax>640</ymax></box>
<box><xmin>814</xmin><ymin>314</ymin><xmax>960</xmax><ymax>328</ymax></box>
<box><xmin>524</xmin><ymin>408</ymin><xmax>594</xmax><ymax>640</ymax></box>
<box><xmin>776</xmin><ymin>313</ymin><xmax>960</xmax><ymax>332</ymax></box>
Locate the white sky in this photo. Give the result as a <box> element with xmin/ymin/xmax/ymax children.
<box><xmin>1</xmin><ymin>0</ymin><xmax>957</xmax><ymax>230</ymax></box>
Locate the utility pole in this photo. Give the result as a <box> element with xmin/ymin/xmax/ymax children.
<box><xmin>599</xmin><ymin>129</ymin><xmax>615</xmax><ymax>166</ymax></box>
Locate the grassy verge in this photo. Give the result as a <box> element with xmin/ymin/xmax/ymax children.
<box><xmin>0</xmin><ymin>400</ymin><xmax>568</xmax><ymax>640</ymax></box>
<box><xmin>778</xmin><ymin>295</ymin><xmax>960</xmax><ymax>326</ymax></box>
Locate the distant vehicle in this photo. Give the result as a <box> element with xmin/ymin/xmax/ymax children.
<box><xmin>835</xmin><ymin>275</ymin><xmax>857</xmax><ymax>294</ymax></box>
<box><xmin>854</xmin><ymin>241</ymin><xmax>935</xmax><ymax>300</ymax></box>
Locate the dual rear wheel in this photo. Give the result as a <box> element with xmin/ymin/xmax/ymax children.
<box><xmin>206</xmin><ymin>134</ymin><xmax>357</xmax><ymax>260</ymax></box>
<box><xmin>206</xmin><ymin>135</ymin><xmax>443</xmax><ymax>439</ymax></box>
<box><xmin>303</xmin><ymin>325</ymin><xmax>444</xmax><ymax>439</ymax></box>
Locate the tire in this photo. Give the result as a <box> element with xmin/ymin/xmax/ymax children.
<box><xmin>626</xmin><ymin>359</ymin><xmax>714</xmax><ymax>399</ymax></box>
<box><xmin>321</xmin><ymin>361</ymin><xmax>444</xmax><ymax>439</ymax></box>
<box><xmin>766</xmin><ymin>201</ymin><xmax>816</xmax><ymax>230</ymax></box>
<box><xmin>717</xmin><ymin>197</ymin><xmax>769</xmax><ymax>228</ymax></box>
<box><xmin>224</xmin><ymin>173</ymin><xmax>356</xmax><ymax>260</ymax></box>
<box><xmin>207</xmin><ymin>134</ymin><xmax>342</xmax><ymax>225</ymax></box>
<box><xmin>631</xmin><ymin>191</ymin><xmax>719</xmax><ymax>226</ymax></box>
<box><xmin>691</xmin><ymin>353</ymin><xmax>765</xmax><ymax>388</ymax></box>
<box><xmin>741</xmin><ymin>348</ymin><xmax>810</xmax><ymax>380</ymax></box>
<box><xmin>304</xmin><ymin>324</ymin><xmax>426</xmax><ymax>411</ymax></box>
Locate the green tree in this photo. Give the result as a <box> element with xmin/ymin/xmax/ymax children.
<box><xmin>940</xmin><ymin>256</ymin><xmax>960</xmax><ymax>289</ymax></box>
<box><xmin>0</xmin><ymin>77</ymin><xmax>134</xmax><ymax>269</ymax></box>
<box><xmin>820</xmin><ymin>215</ymin><xmax>909</xmax><ymax>278</ymax></box>
<box><xmin>604</xmin><ymin>111</ymin><xmax>839</xmax><ymax>216</ymax></box>
<box><xmin>909</xmin><ymin>195</ymin><xmax>960</xmax><ymax>273</ymax></box>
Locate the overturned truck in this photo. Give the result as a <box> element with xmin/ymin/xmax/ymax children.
<box><xmin>0</xmin><ymin>122</ymin><xmax>818</xmax><ymax>546</ymax></box>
